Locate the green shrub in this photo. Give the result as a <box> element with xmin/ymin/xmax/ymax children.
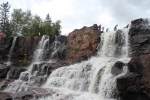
<box><xmin>71</xmin><ymin>46</ymin><xmax>79</xmax><ymax>51</ymax></box>
<box><xmin>85</xmin><ymin>32</ymin><xmax>92</xmax><ymax>36</ymax></box>
<box><xmin>76</xmin><ymin>38</ymin><xmax>81</xmax><ymax>43</ymax></box>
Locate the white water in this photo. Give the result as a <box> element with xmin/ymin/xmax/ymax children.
<box><xmin>41</xmin><ymin>28</ymin><xmax>130</xmax><ymax>100</ymax></box>
<box><xmin>6</xmin><ymin>37</ymin><xmax>17</xmax><ymax>65</ymax></box>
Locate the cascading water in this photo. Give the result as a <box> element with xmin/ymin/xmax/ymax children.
<box><xmin>41</xmin><ymin>28</ymin><xmax>130</xmax><ymax>100</ymax></box>
<box><xmin>6</xmin><ymin>36</ymin><xmax>17</xmax><ymax>65</ymax></box>
<box><xmin>4</xmin><ymin>35</ymin><xmax>65</xmax><ymax>92</ymax></box>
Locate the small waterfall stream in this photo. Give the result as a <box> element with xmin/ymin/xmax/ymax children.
<box><xmin>4</xmin><ymin>35</ymin><xmax>65</xmax><ymax>92</ymax></box>
<box><xmin>6</xmin><ymin>36</ymin><xmax>17</xmax><ymax>65</ymax></box>
<box><xmin>41</xmin><ymin>28</ymin><xmax>130</xmax><ymax>100</ymax></box>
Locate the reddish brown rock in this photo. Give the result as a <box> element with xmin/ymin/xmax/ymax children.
<box><xmin>66</xmin><ymin>24</ymin><xmax>100</xmax><ymax>64</ymax></box>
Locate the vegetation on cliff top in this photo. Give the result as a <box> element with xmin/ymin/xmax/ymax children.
<box><xmin>0</xmin><ymin>2</ymin><xmax>61</xmax><ymax>37</ymax></box>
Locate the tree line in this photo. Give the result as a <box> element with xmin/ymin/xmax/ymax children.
<box><xmin>0</xmin><ymin>2</ymin><xmax>61</xmax><ymax>37</ymax></box>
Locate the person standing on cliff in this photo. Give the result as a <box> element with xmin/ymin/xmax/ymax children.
<box><xmin>102</xmin><ymin>27</ymin><xmax>104</xmax><ymax>31</ymax></box>
<box><xmin>114</xmin><ymin>24</ymin><xmax>118</xmax><ymax>31</ymax></box>
<box><xmin>106</xmin><ymin>28</ymin><xmax>109</xmax><ymax>32</ymax></box>
<box><xmin>99</xmin><ymin>24</ymin><xmax>102</xmax><ymax>31</ymax></box>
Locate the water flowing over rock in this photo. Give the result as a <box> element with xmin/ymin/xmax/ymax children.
<box><xmin>42</xmin><ymin>28</ymin><xmax>130</xmax><ymax>100</ymax></box>
<box><xmin>2</xmin><ymin>18</ymin><xmax>150</xmax><ymax>100</ymax></box>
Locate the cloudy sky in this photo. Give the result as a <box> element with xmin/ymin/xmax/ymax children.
<box><xmin>1</xmin><ymin>0</ymin><xmax>150</xmax><ymax>35</ymax></box>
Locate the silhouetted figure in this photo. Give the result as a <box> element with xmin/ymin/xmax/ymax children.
<box><xmin>106</xmin><ymin>28</ymin><xmax>109</xmax><ymax>32</ymax></box>
<box><xmin>126</xmin><ymin>24</ymin><xmax>129</xmax><ymax>28</ymax></box>
<box><xmin>102</xmin><ymin>27</ymin><xmax>104</xmax><ymax>31</ymax></box>
<box><xmin>114</xmin><ymin>25</ymin><xmax>118</xmax><ymax>31</ymax></box>
<box><xmin>99</xmin><ymin>24</ymin><xmax>102</xmax><ymax>31</ymax></box>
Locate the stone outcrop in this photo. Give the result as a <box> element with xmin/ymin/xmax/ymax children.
<box><xmin>129</xmin><ymin>18</ymin><xmax>150</xmax><ymax>57</ymax></box>
<box><xmin>0</xmin><ymin>64</ymin><xmax>10</xmax><ymax>78</ymax></box>
<box><xmin>65</xmin><ymin>24</ymin><xmax>100</xmax><ymax>64</ymax></box>
<box><xmin>11</xmin><ymin>36</ymin><xmax>42</xmax><ymax>65</ymax></box>
<box><xmin>0</xmin><ymin>37</ymin><xmax>13</xmax><ymax>61</ymax></box>
<box><xmin>117</xmin><ymin>55</ymin><xmax>150</xmax><ymax>100</ymax></box>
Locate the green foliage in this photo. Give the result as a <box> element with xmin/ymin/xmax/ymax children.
<box><xmin>85</xmin><ymin>32</ymin><xmax>92</xmax><ymax>36</ymax></box>
<box><xmin>0</xmin><ymin>2</ymin><xmax>11</xmax><ymax>36</ymax></box>
<box><xmin>76</xmin><ymin>38</ymin><xmax>81</xmax><ymax>43</ymax></box>
<box><xmin>19</xmin><ymin>57</ymin><xmax>30</xmax><ymax>64</ymax></box>
<box><xmin>71</xmin><ymin>46</ymin><xmax>79</xmax><ymax>51</ymax></box>
<box><xmin>0</xmin><ymin>1</ymin><xmax>62</xmax><ymax>37</ymax></box>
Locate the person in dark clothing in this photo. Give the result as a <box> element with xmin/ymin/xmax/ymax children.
<box><xmin>99</xmin><ymin>24</ymin><xmax>102</xmax><ymax>31</ymax></box>
<box><xmin>102</xmin><ymin>27</ymin><xmax>104</xmax><ymax>31</ymax></box>
<box><xmin>114</xmin><ymin>25</ymin><xmax>118</xmax><ymax>31</ymax></box>
<box><xmin>106</xmin><ymin>28</ymin><xmax>109</xmax><ymax>32</ymax></box>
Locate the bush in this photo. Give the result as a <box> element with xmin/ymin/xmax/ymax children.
<box><xmin>85</xmin><ymin>32</ymin><xmax>92</xmax><ymax>36</ymax></box>
<box><xmin>71</xmin><ymin>46</ymin><xmax>79</xmax><ymax>51</ymax></box>
<box><xmin>76</xmin><ymin>38</ymin><xmax>81</xmax><ymax>43</ymax></box>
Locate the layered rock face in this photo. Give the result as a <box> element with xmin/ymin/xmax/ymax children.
<box><xmin>129</xmin><ymin>18</ymin><xmax>150</xmax><ymax>57</ymax></box>
<box><xmin>66</xmin><ymin>24</ymin><xmax>100</xmax><ymax>63</ymax></box>
<box><xmin>11</xmin><ymin>36</ymin><xmax>42</xmax><ymax>65</ymax></box>
<box><xmin>0</xmin><ymin>37</ymin><xmax>13</xmax><ymax>61</ymax></box>
<box><xmin>117</xmin><ymin>55</ymin><xmax>150</xmax><ymax>100</ymax></box>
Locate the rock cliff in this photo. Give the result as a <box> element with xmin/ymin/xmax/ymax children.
<box><xmin>129</xmin><ymin>18</ymin><xmax>150</xmax><ymax>57</ymax></box>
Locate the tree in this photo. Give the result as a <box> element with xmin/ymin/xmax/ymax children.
<box><xmin>10</xmin><ymin>9</ymin><xmax>32</xmax><ymax>36</ymax></box>
<box><xmin>0</xmin><ymin>2</ymin><xmax>11</xmax><ymax>35</ymax></box>
<box><xmin>25</xmin><ymin>15</ymin><xmax>42</xmax><ymax>36</ymax></box>
<box><xmin>52</xmin><ymin>20</ymin><xmax>61</xmax><ymax>36</ymax></box>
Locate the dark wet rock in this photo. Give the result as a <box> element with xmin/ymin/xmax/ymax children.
<box><xmin>117</xmin><ymin>55</ymin><xmax>150</xmax><ymax>100</ymax></box>
<box><xmin>7</xmin><ymin>67</ymin><xmax>26</xmax><ymax>79</ymax></box>
<box><xmin>0</xmin><ymin>64</ymin><xmax>10</xmax><ymax>78</ymax></box>
<box><xmin>0</xmin><ymin>79</ymin><xmax>14</xmax><ymax>91</ymax></box>
<box><xmin>11</xmin><ymin>36</ymin><xmax>42</xmax><ymax>65</ymax></box>
<box><xmin>111</xmin><ymin>61</ymin><xmax>125</xmax><ymax>75</ymax></box>
<box><xmin>129</xmin><ymin>18</ymin><xmax>150</xmax><ymax>57</ymax></box>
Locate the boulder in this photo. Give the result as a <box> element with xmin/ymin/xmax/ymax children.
<box><xmin>117</xmin><ymin>55</ymin><xmax>150</xmax><ymax>100</ymax></box>
<box><xmin>111</xmin><ymin>61</ymin><xmax>125</xmax><ymax>75</ymax></box>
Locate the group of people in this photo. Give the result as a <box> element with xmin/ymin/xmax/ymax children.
<box><xmin>98</xmin><ymin>24</ymin><xmax>118</xmax><ymax>32</ymax></box>
<box><xmin>0</xmin><ymin>32</ymin><xmax>5</xmax><ymax>37</ymax></box>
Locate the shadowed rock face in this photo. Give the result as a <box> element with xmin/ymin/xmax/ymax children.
<box><xmin>117</xmin><ymin>55</ymin><xmax>150</xmax><ymax>100</ymax></box>
<box><xmin>0</xmin><ymin>64</ymin><xmax>10</xmax><ymax>78</ymax></box>
<box><xmin>129</xmin><ymin>18</ymin><xmax>150</xmax><ymax>57</ymax></box>
<box><xmin>66</xmin><ymin>24</ymin><xmax>100</xmax><ymax>64</ymax></box>
<box><xmin>11</xmin><ymin>36</ymin><xmax>42</xmax><ymax>65</ymax></box>
<box><xmin>0</xmin><ymin>37</ymin><xmax>13</xmax><ymax>61</ymax></box>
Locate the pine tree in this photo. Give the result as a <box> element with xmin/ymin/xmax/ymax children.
<box><xmin>0</xmin><ymin>2</ymin><xmax>11</xmax><ymax>35</ymax></box>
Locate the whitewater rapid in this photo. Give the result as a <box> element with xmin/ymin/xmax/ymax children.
<box><xmin>41</xmin><ymin>28</ymin><xmax>130</xmax><ymax>100</ymax></box>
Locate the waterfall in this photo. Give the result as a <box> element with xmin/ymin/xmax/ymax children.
<box><xmin>4</xmin><ymin>35</ymin><xmax>65</xmax><ymax>92</ymax></box>
<box><xmin>41</xmin><ymin>28</ymin><xmax>130</xmax><ymax>100</ymax></box>
<box><xmin>6</xmin><ymin>37</ymin><xmax>17</xmax><ymax>65</ymax></box>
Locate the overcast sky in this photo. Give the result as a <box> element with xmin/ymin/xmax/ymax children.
<box><xmin>1</xmin><ymin>0</ymin><xmax>150</xmax><ymax>35</ymax></box>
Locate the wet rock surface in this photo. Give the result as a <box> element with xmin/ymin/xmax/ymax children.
<box><xmin>129</xmin><ymin>18</ymin><xmax>150</xmax><ymax>57</ymax></box>
<box><xmin>111</xmin><ymin>61</ymin><xmax>125</xmax><ymax>75</ymax></box>
<box><xmin>117</xmin><ymin>55</ymin><xmax>150</xmax><ymax>100</ymax></box>
<box><xmin>0</xmin><ymin>64</ymin><xmax>10</xmax><ymax>78</ymax></box>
